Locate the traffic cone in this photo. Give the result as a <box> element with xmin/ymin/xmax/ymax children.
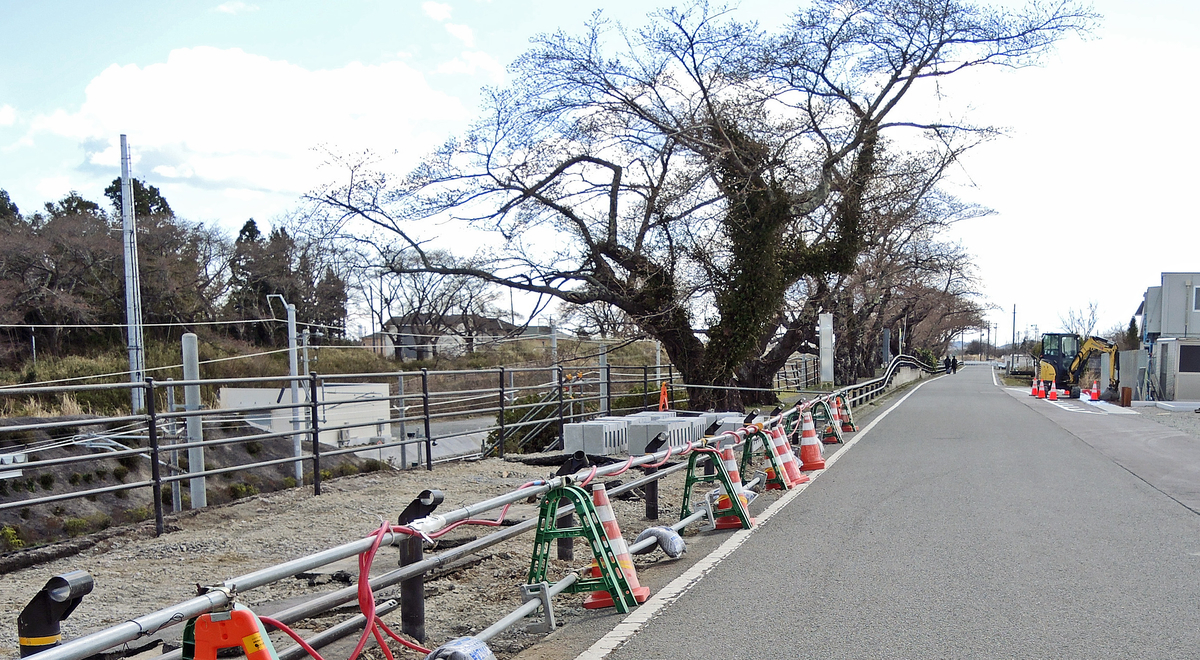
<box><xmin>1090</xmin><ymin>380</ymin><xmax>1100</xmax><ymax>401</ymax></box>
<box><xmin>583</xmin><ymin>483</ymin><xmax>651</xmax><ymax>609</ymax></box>
<box><xmin>765</xmin><ymin>426</ymin><xmax>807</xmax><ymax>489</ymax></box>
<box><xmin>657</xmin><ymin>382</ymin><xmax>669</xmax><ymax>411</ymax></box>
<box><xmin>798</xmin><ymin>412</ymin><xmax>826</xmax><ymax>471</ymax></box>
<box><xmin>1048</xmin><ymin>383</ymin><xmax>1058</xmax><ymax>401</ymax></box>
<box><xmin>1030</xmin><ymin>379</ymin><xmax>1038</xmax><ymax>397</ymax></box>
<box><xmin>838</xmin><ymin>397</ymin><xmax>857</xmax><ymax>432</ymax></box>
<box><xmin>713</xmin><ymin>446</ymin><xmax>754</xmax><ymax>530</ymax></box>
<box><xmin>1036</xmin><ymin>380</ymin><xmax>1045</xmax><ymax>399</ymax></box>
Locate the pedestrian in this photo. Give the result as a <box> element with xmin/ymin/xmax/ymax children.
<box><xmin>943</xmin><ymin>356</ymin><xmax>951</xmax><ymax>374</ymax></box>
<box><xmin>952</xmin><ymin>356</ymin><xmax>959</xmax><ymax>374</ymax></box>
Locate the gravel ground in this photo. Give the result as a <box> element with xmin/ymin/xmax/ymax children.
<box><xmin>0</xmin><ymin>449</ymin><xmax>752</xmax><ymax>659</ymax></box>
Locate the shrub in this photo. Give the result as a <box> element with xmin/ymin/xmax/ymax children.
<box><xmin>38</xmin><ymin>473</ymin><xmax>54</xmax><ymax>490</ymax></box>
<box><xmin>114</xmin><ymin>489</ymin><xmax>127</xmax><ymax>499</ymax></box>
<box><xmin>360</xmin><ymin>459</ymin><xmax>384</xmax><ymax>473</ymax></box>
<box><xmin>19</xmin><ymin>507</ymin><xmax>31</xmax><ymax>519</ymax></box>
<box><xmin>1</xmin><ymin>524</ymin><xmax>23</xmax><ymax>550</ymax></box>
<box><xmin>319</xmin><ymin>469</ymin><xmax>333</xmax><ymax>481</ymax></box>
<box><xmin>125</xmin><ymin>506</ymin><xmax>152</xmax><ymax>523</ymax></box>
<box><xmin>82</xmin><ymin>472</ymin><xmax>94</xmax><ymax>484</ymax></box>
<box><xmin>69</xmin><ymin>473</ymin><xmax>83</xmax><ymax>486</ymax></box>
<box><xmin>229</xmin><ymin>482</ymin><xmax>259</xmax><ymax>500</ymax></box>
<box><xmin>64</xmin><ymin>518</ymin><xmax>88</xmax><ymax>537</ymax></box>
<box><xmin>333</xmin><ymin>463</ymin><xmax>359</xmax><ymax>477</ymax></box>
<box><xmin>244</xmin><ymin>441</ymin><xmax>263</xmax><ymax>457</ymax></box>
<box><xmin>0</xmin><ymin>480</ymin><xmax>7</xmax><ymax>495</ymax></box>
<box><xmin>86</xmin><ymin>513</ymin><xmax>112</xmax><ymax>531</ymax></box>
<box><xmin>113</xmin><ymin>466</ymin><xmax>129</xmax><ymax>482</ymax></box>
<box><xmin>282</xmin><ymin>477</ymin><xmax>297</xmax><ymax>489</ymax></box>
<box><xmin>117</xmin><ymin>455</ymin><xmax>139</xmax><ymax>470</ymax></box>
<box><xmin>94</xmin><ymin>468</ymin><xmax>108</xmax><ymax>480</ymax></box>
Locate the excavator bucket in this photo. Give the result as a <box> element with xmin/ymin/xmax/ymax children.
<box><xmin>1100</xmin><ymin>386</ymin><xmax>1120</xmax><ymax>402</ymax></box>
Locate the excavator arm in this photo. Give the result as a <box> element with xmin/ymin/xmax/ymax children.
<box><xmin>1067</xmin><ymin>336</ymin><xmax>1120</xmax><ymax>399</ymax></box>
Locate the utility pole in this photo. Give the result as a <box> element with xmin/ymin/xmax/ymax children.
<box><xmin>120</xmin><ymin>135</ymin><xmax>146</xmax><ymax>413</ymax></box>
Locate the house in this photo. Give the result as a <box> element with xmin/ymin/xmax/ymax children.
<box><xmin>1137</xmin><ymin>272</ymin><xmax>1200</xmax><ymax>400</ymax></box>
<box><xmin>382</xmin><ymin>313</ymin><xmax>525</xmax><ymax>360</ymax></box>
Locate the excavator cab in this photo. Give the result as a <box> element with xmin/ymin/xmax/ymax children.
<box><xmin>1038</xmin><ymin>333</ymin><xmax>1082</xmax><ymax>398</ymax></box>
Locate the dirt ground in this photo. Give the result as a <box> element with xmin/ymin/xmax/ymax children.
<box><xmin>0</xmin><ymin>387</ymin><xmax>915</xmax><ymax>660</ymax></box>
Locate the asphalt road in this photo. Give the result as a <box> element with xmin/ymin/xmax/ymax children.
<box><xmin>603</xmin><ymin>365</ymin><xmax>1200</xmax><ymax>659</ymax></box>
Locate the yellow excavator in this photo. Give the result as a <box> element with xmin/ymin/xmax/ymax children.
<box><xmin>1035</xmin><ymin>333</ymin><xmax>1120</xmax><ymax>400</ymax></box>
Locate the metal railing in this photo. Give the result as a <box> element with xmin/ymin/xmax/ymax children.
<box><xmin>6</xmin><ymin>354</ymin><xmax>940</xmax><ymax>660</ymax></box>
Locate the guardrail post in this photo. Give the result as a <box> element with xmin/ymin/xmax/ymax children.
<box><xmin>310</xmin><ymin>372</ymin><xmax>322</xmax><ymax>496</ymax></box>
<box><xmin>399</xmin><ymin>535</ymin><xmax>426</xmax><ymax>642</ymax></box>
<box><xmin>645</xmin><ymin>466</ymin><xmax>658</xmax><ymax>520</ymax></box>
<box><xmin>146</xmin><ymin>378</ymin><xmax>164</xmax><ymax>537</ymax></box>
<box><xmin>397</xmin><ymin>374</ymin><xmax>408</xmax><ymax>469</ymax></box>
<box><xmin>498</xmin><ymin>367</ymin><xmax>506</xmax><ymax>458</ymax></box>
<box><xmin>556</xmin><ymin>367</ymin><xmax>565</xmax><ymax>446</ymax></box>
<box><xmin>421</xmin><ymin>368</ymin><xmax>433</xmax><ymax>471</ymax></box>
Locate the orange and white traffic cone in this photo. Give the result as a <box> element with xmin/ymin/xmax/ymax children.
<box><xmin>713</xmin><ymin>446</ymin><xmax>754</xmax><ymax>530</ymax></box>
<box><xmin>838</xmin><ymin>397</ymin><xmax>857</xmax><ymax>432</ymax></box>
<box><xmin>1030</xmin><ymin>379</ymin><xmax>1038</xmax><ymax>397</ymax></box>
<box><xmin>1036</xmin><ymin>380</ymin><xmax>1045</xmax><ymax>399</ymax></box>
<box><xmin>765</xmin><ymin>426</ymin><xmax>807</xmax><ymax>489</ymax></box>
<box><xmin>1090</xmin><ymin>380</ymin><xmax>1100</xmax><ymax>401</ymax></box>
<box><xmin>583</xmin><ymin>483</ymin><xmax>651</xmax><ymax>609</ymax></box>
<box><xmin>798</xmin><ymin>412</ymin><xmax>826</xmax><ymax>471</ymax></box>
<box><xmin>1048</xmin><ymin>383</ymin><xmax>1058</xmax><ymax>401</ymax></box>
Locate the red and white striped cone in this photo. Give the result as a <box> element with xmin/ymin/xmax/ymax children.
<box><xmin>838</xmin><ymin>398</ymin><xmax>857</xmax><ymax>432</ymax></box>
<box><xmin>1048</xmin><ymin>383</ymin><xmax>1058</xmax><ymax>401</ymax></box>
<box><xmin>1036</xmin><ymin>380</ymin><xmax>1046</xmax><ymax>399</ymax></box>
<box><xmin>798</xmin><ymin>411</ymin><xmax>826</xmax><ymax>471</ymax></box>
<box><xmin>766</xmin><ymin>426</ymin><xmax>808</xmax><ymax>489</ymax></box>
<box><xmin>1030</xmin><ymin>379</ymin><xmax>1038</xmax><ymax>397</ymax></box>
<box><xmin>1090</xmin><ymin>380</ymin><xmax>1100</xmax><ymax>401</ymax></box>
<box><xmin>713</xmin><ymin>446</ymin><xmax>754</xmax><ymax>530</ymax></box>
<box><xmin>583</xmin><ymin>483</ymin><xmax>651</xmax><ymax>609</ymax></box>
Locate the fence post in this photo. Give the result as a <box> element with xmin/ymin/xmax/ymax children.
<box><xmin>497</xmin><ymin>367</ymin><xmax>506</xmax><ymax>458</ymax></box>
<box><xmin>310</xmin><ymin>373</ymin><xmax>321</xmax><ymax>496</ymax></box>
<box><xmin>397</xmin><ymin>374</ymin><xmax>408</xmax><ymax>469</ymax></box>
<box><xmin>182</xmin><ymin>333</ymin><xmax>206</xmax><ymax>509</ymax></box>
<box><xmin>165</xmin><ymin>379</ymin><xmax>181</xmax><ymax>513</ymax></box>
<box><xmin>600</xmin><ymin>344</ymin><xmax>609</xmax><ymax>415</ymax></box>
<box><xmin>667</xmin><ymin>365</ymin><xmax>674</xmax><ymax>408</ymax></box>
<box><xmin>556</xmin><ymin>367</ymin><xmax>565</xmax><ymax>448</ymax></box>
<box><xmin>643</xmin><ymin>366</ymin><xmax>649</xmax><ymax>411</ymax></box>
<box><xmin>145</xmin><ymin>378</ymin><xmax>164</xmax><ymax>537</ymax></box>
<box><xmin>421</xmin><ymin>368</ymin><xmax>433</xmax><ymax>471</ymax></box>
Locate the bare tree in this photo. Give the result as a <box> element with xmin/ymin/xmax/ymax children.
<box><xmin>313</xmin><ymin>0</ymin><xmax>1094</xmax><ymax>408</ymax></box>
<box><xmin>1060</xmin><ymin>301</ymin><xmax>1099</xmax><ymax>338</ymax></box>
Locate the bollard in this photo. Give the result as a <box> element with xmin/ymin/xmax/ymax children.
<box><xmin>644</xmin><ymin>469</ymin><xmax>658</xmax><ymax>520</ymax></box>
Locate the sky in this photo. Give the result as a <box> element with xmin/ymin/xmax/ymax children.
<box><xmin>0</xmin><ymin>0</ymin><xmax>1197</xmax><ymax>344</ymax></box>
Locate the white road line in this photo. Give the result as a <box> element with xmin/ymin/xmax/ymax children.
<box><xmin>572</xmin><ymin>377</ymin><xmax>939</xmax><ymax>660</ymax></box>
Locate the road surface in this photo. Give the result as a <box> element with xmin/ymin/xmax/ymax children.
<box><xmin>597</xmin><ymin>365</ymin><xmax>1200</xmax><ymax>659</ymax></box>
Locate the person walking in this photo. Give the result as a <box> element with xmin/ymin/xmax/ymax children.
<box><xmin>944</xmin><ymin>356</ymin><xmax>951</xmax><ymax>374</ymax></box>
<box><xmin>951</xmin><ymin>356</ymin><xmax>959</xmax><ymax>374</ymax></box>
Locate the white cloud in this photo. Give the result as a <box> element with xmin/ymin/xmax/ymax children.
<box><xmin>35</xmin><ymin>176</ymin><xmax>72</xmax><ymax>200</ymax></box>
<box><xmin>436</xmin><ymin>51</ymin><xmax>504</xmax><ymax>84</ymax></box>
<box><xmin>444</xmin><ymin>23</ymin><xmax>474</xmax><ymax>47</ymax></box>
<box><xmin>422</xmin><ymin>2</ymin><xmax>452</xmax><ymax>21</ymax></box>
<box><xmin>25</xmin><ymin>47</ymin><xmax>468</xmax><ymax>225</ymax></box>
<box><xmin>0</xmin><ymin>105</ymin><xmax>15</xmax><ymax>126</ymax></box>
<box><xmin>215</xmin><ymin>2</ymin><xmax>259</xmax><ymax>14</ymax></box>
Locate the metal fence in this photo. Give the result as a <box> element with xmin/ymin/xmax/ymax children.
<box><xmin>7</xmin><ymin>354</ymin><xmax>942</xmax><ymax>660</ymax></box>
